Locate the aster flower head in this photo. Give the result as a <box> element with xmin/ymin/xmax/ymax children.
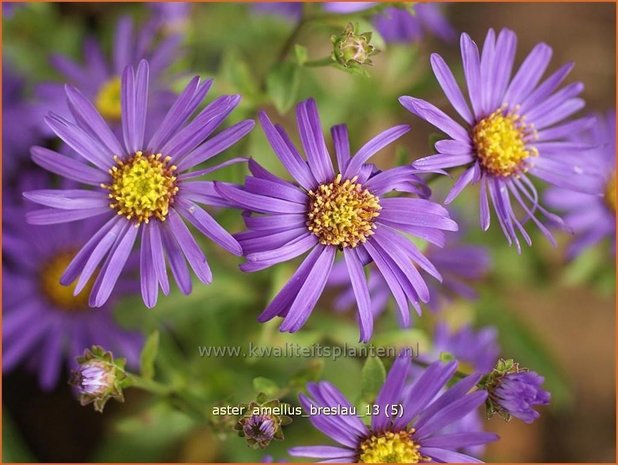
<box><xmin>218</xmin><ymin>98</ymin><xmax>458</xmax><ymax>342</ymax></box>
<box><xmin>25</xmin><ymin>60</ymin><xmax>255</xmax><ymax>308</ymax></box>
<box><xmin>36</xmin><ymin>14</ymin><xmax>181</xmax><ymax>135</ymax></box>
<box><xmin>2</xmin><ymin>203</ymin><xmax>142</xmax><ymax>390</ymax></box>
<box><xmin>401</xmin><ymin>28</ymin><xmax>603</xmax><ymax>251</ymax></box>
<box><xmin>289</xmin><ymin>353</ymin><xmax>498</xmax><ymax>463</ymax></box>
<box><xmin>482</xmin><ymin>359</ymin><xmax>550</xmax><ymax>424</ymax></box>
<box><xmin>545</xmin><ymin>110</ymin><xmax>616</xmax><ymax>257</ymax></box>
<box><xmin>69</xmin><ymin>345</ymin><xmax>127</xmax><ymax>412</ymax></box>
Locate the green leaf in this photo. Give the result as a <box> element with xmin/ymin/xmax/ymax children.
<box><xmin>294</xmin><ymin>44</ymin><xmax>309</xmax><ymax>66</ymax></box>
<box><xmin>252</xmin><ymin>377</ymin><xmax>280</xmax><ymax>397</ymax></box>
<box><xmin>266</xmin><ymin>61</ymin><xmax>301</xmax><ymax>114</ymax></box>
<box><xmin>360</xmin><ymin>355</ymin><xmax>386</xmax><ymax>403</ymax></box>
<box><xmin>140</xmin><ymin>330</ymin><xmax>160</xmax><ymax>380</ymax></box>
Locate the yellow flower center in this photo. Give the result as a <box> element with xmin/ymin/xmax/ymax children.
<box><xmin>40</xmin><ymin>250</ymin><xmax>92</xmax><ymax>311</ymax></box>
<box><xmin>103</xmin><ymin>151</ymin><xmax>179</xmax><ymax>224</ymax></box>
<box><xmin>359</xmin><ymin>430</ymin><xmax>424</xmax><ymax>463</ymax></box>
<box><xmin>472</xmin><ymin>108</ymin><xmax>538</xmax><ymax>177</ymax></box>
<box><xmin>95</xmin><ymin>76</ymin><xmax>122</xmax><ymax>121</ymax></box>
<box><xmin>307</xmin><ymin>173</ymin><xmax>381</xmax><ymax>248</ymax></box>
<box><xmin>605</xmin><ymin>171</ymin><xmax>616</xmax><ymax>214</ymax></box>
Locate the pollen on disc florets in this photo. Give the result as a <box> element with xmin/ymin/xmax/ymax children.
<box><xmin>40</xmin><ymin>250</ymin><xmax>91</xmax><ymax>311</ymax></box>
<box><xmin>605</xmin><ymin>171</ymin><xmax>616</xmax><ymax>214</ymax></box>
<box><xmin>359</xmin><ymin>430</ymin><xmax>425</xmax><ymax>463</ymax></box>
<box><xmin>103</xmin><ymin>151</ymin><xmax>179</xmax><ymax>225</ymax></box>
<box><xmin>472</xmin><ymin>106</ymin><xmax>538</xmax><ymax>177</ymax></box>
<box><xmin>307</xmin><ymin>173</ymin><xmax>381</xmax><ymax>248</ymax></box>
<box><xmin>95</xmin><ymin>76</ymin><xmax>122</xmax><ymax>121</ymax></box>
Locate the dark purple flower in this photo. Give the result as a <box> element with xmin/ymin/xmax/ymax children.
<box><xmin>218</xmin><ymin>98</ymin><xmax>457</xmax><ymax>342</ymax></box>
<box><xmin>3</xmin><ymin>61</ymin><xmax>45</xmax><ymax>177</ymax></box>
<box><xmin>289</xmin><ymin>353</ymin><xmax>498</xmax><ymax>462</ymax></box>
<box><xmin>329</xmin><ymin>232</ymin><xmax>490</xmax><ymax>317</ymax></box>
<box><xmin>2</xmin><ymin>205</ymin><xmax>142</xmax><ymax>390</ymax></box>
<box><xmin>401</xmin><ymin>28</ymin><xmax>603</xmax><ymax>252</ymax></box>
<box><xmin>545</xmin><ymin>110</ymin><xmax>616</xmax><ymax>257</ymax></box>
<box><xmin>36</xmin><ymin>15</ymin><xmax>181</xmax><ymax>138</ymax></box>
<box><xmin>24</xmin><ymin>60</ymin><xmax>254</xmax><ymax>308</ymax></box>
<box><xmin>493</xmin><ymin>371</ymin><xmax>550</xmax><ymax>424</ymax></box>
<box><xmin>373</xmin><ymin>4</ymin><xmax>455</xmax><ymax>44</ymax></box>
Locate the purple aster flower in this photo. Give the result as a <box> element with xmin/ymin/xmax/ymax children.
<box><xmin>492</xmin><ymin>370</ymin><xmax>550</xmax><ymax>424</ymax></box>
<box><xmin>373</xmin><ymin>4</ymin><xmax>455</xmax><ymax>44</ymax></box>
<box><xmin>36</xmin><ymin>15</ymin><xmax>181</xmax><ymax>138</ymax></box>
<box><xmin>3</xmin><ymin>60</ymin><xmax>45</xmax><ymax>177</ymax></box>
<box><xmin>2</xmin><ymin>205</ymin><xmax>142</xmax><ymax>390</ymax></box>
<box><xmin>401</xmin><ymin>28</ymin><xmax>603</xmax><ymax>252</ymax></box>
<box><xmin>322</xmin><ymin>2</ymin><xmax>376</xmax><ymax>14</ymax></box>
<box><xmin>24</xmin><ymin>60</ymin><xmax>254</xmax><ymax>308</ymax></box>
<box><xmin>329</xmin><ymin>234</ymin><xmax>490</xmax><ymax>317</ymax></box>
<box><xmin>289</xmin><ymin>353</ymin><xmax>498</xmax><ymax>463</ymax></box>
<box><xmin>217</xmin><ymin>98</ymin><xmax>457</xmax><ymax>342</ymax></box>
<box><xmin>545</xmin><ymin>110</ymin><xmax>616</xmax><ymax>257</ymax></box>
<box><xmin>406</xmin><ymin>324</ymin><xmax>500</xmax><ymax>458</ymax></box>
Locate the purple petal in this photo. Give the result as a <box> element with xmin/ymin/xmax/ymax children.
<box><xmin>31</xmin><ymin>146</ymin><xmax>108</xmax><ymax>185</ymax></box>
<box><xmin>331</xmin><ymin>124</ymin><xmax>351</xmax><ymax>173</ymax></box>
<box><xmin>296</xmin><ymin>99</ymin><xmax>334</xmax><ymax>183</ymax></box>
<box><xmin>430</xmin><ymin>53</ymin><xmax>473</xmax><ymax>124</ymax></box>
<box><xmin>168</xmin><ymin>209</ymin><xmax>212</xmax><ymax>284</ymax></box>
<box><xmin>23</xmin><ymin>189</ymin><xmax>108</xmax><ymax>210</ymax></box>
<box><xmin>400</xmin><ymin>96</ymin><xmax>468</xmax><ymax>141</ymax></box>
<box><xmin>343</xmin><ymin>248</ymin><xmax>373</xmax><ymax>342</ymax></box>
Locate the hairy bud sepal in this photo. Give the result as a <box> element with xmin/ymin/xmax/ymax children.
<box><xmin>331</xmin><ymin>23</ymin><xmax>379</xmax><ymax>71</ymax></box>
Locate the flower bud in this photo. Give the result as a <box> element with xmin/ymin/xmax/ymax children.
<box><xmin>69</xmin><ymin>346</ymin><xmax>127</xmax><ymax>412</ymax></box>
<box><xmin>234</xmin><ymin>394</ymin><xmax>292</xmax><ymax>449</ymax></box>
<box><xmin>331</xmin><ymin>23</ymin><xmax>378</xmax><ymax>68</ymax></box>
<box><xmin>481</xmin><ymin>359</ymin><xmax>550</xmax><ymax>423</ymax></box>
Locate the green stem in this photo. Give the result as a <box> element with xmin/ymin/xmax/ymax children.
<box><xmin>304</xmin><ymin>57</ymin><xmax>334</xmax><ymax>67</ymax></box>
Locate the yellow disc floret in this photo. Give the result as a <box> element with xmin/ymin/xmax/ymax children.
<box><xmin>103</xmin><ymin>151</ymin><xmax>179</xmax><ymax>224</ymax></box>
<box><xmin>307</xmin><ymin>173</ymin><xmax>381</xmax><ymax>248</ymax></box>
<box><xmin>40</xmin><ymin>250</ymin><xmax>91</xmax><ymax>311</ymax></box>
<box><xmin>359</xmin><ymin>430</ymin><xmax>424</xmax><ymax>463</ymax></box>
<box><xmin>605</xmin><ymin>171</ymin><xmax>616</xmax><ymax>214</ymax></box>
<box><xmin>95</xmin><ymin>76</ymin><xmax>122</xmax><ymax>121</ymax></box>
<box><xmin>472</xmin><ymin>107</ymin><xmax>538</xmax><ymax>177</ymax></box>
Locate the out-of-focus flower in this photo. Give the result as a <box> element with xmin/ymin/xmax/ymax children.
<box><xmin>329</xmin><ymin>233</ymin><xmax>490</xmax><ymax>317</ymax></box>
<box><xmin>402</xmin><ymin>28</ymin><xmax>602</xmax><ymax>251</ymax></box>
<box><xmin>36</xmin><ymin>15</ymin><xmax>181</xmax><ymax>138</ymax></box>
<box><xmin>3</xmin><ymin>61</ymin><xmax>45</xmax><ymax>177</ymax></box>
<box><xmin>256</xmin><ymin>3</ymin><xmax>455</xmax><ymax>44</ymax></box>
<box><xmin>148</xmin><ymin>2</ymin><xmax>191</xmax><ymax>34</ymax></box>
<box><xmin>289</xmin><ymin>353</ymin><xmax>498</xmax><ymax>462</ymax></box>
<box><xmin>24</xmin><ymin>61</ymin><xmax>254</xmax><ymax>308</ymax></box>
<box><xmin>482</xmin><ymin>359</ymin><xmax>550</xmax><ymax>424</ymax></box>
<box><xmin>545</xmin><ymin>110</ymin><xmax>616</xmax><ymax>257</ymax></box>
<box><xmin>2</xmin><ymin>201</ymin><xmax>142</xmax><ymax>390</ymax></box>
<box><xmin>331</xmin><ymin>22</ymin><xmax>378</xmax><ymax>68</ymax></box>
<box><xmin>373</xmin><ymin>4</ymin><xmax>455</xmax><ymax>44</ymax></box>
<box><xmin>69</xmin><ymin>346</ymin><xmax>127</xmax><ymax>412</ymax></box>
<box><xmin>218</xmin><ymin>98</ymin><xmax>457</xmax><ymax>342</ymax></box>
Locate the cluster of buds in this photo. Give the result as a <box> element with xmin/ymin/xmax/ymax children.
<box><xmin>234</xmin><ymin>393</ymin><xmax>292</xmax><ymax>449</ymax></box>
<box><xmin>331</xmin><ymin>23</ymin><xmax>379</xmax><ymax>69</ymax></box>
<box><xmin>69</xmin><ymin>346</ymin><xmax>127</xmax><ymax>413</ymax></box>
<box><xmin>480</xmin><ymin>358</ymin><xmax>550</xmax><ymax>424</ymax></box>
